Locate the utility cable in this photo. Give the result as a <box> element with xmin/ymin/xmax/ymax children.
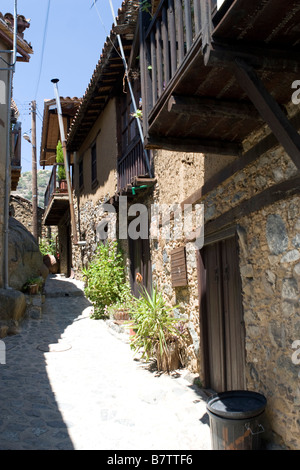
<box><xmin>91</xmin><ymin>0</ymin><xmax>123</xmax><ymax>61</ymax></box>
<box><xmin>34</xmin><ymin>0</ymin><xmax>51</xmax><ymax>100</ymax></box>
<box><xmin>92</xmin><ymin>0</ymin><xmax>153</xmax><ymax>178</ymax></box>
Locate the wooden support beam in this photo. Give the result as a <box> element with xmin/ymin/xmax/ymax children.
<box><xmin>113</xmin><ymin>24</ymin><xmax>136</xmax><ymax>35</ymax></box>
<box><xmin>234</xmin><ymin>58</ymin><xmax>300</xmax><ymax>171</ymax></box>
<box><xmin>168</xmin><ymin>95</ymin><xmax>263</xmax><ymax>121</ymax></box>
<box><xmin>204</xmin><ymin>40</ymin><xmax>300</xmax><ymax>72</ymax></box>
<box><xmin>185</xmin><ymin>175</ymin><xmax>300</xmax><ymax>243</ymax></box>
<box><xmin>145</xmin><ymin>135</ymin><xmax>242</xmax><ymax>156</ymax></box>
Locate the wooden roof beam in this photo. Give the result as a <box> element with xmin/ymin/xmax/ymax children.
<box><xmin>234</xmin><ymin>58</ymin><xmax>300</xmax><ymax>170</ymax></box>
<box><xmin>168</xmin><ymin>95</ymin><xmax>264</xmax><ymax>121</ymax></box>
<box><xmin>145</xmin><ymin>135</ymin><xmax>242</xmax><ymax>156</ymax></box>
<box><xmin>204</xmin><ymin>40</ymin><xmax>300</xmax><ymax>73</ymax></box>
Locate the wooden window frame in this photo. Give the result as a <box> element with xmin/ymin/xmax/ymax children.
<box><xmin>91</xmin><ymin>142</ymin><xmax>98</xmax><ymax>188</ymax></box>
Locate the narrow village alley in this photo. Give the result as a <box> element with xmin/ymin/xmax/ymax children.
<box><xmin>0</xmin><ymin>275</ymin><xmax>211</xmax><ymax>451</ymax></box>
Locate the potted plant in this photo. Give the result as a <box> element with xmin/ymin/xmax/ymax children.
<box><xmin>56</xmin><ymin>140</ymin><xmax>67</xmax><ymax>191</ymax></box>
<box><xmin>82</xmin><ymin>240</ymin><xmax>131</xmax><ymax>320</ymax></box>
<box><xmin>129</xmin><ymin>286</ymin><xmax>186</xmax><ymax>372</ymax></box>
<box><xmin>25</xmin><ymin>277</ymin><xmax>43</xmax><ymax>295</ymax></box>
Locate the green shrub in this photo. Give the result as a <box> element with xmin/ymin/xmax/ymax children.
<box><xmin>82</xmin><ymin>241</ymin><xmax>131</xmax><ymax>319</ymax></box>
<box><xmin>129</xmin><ymin>285</ymin><xmax>183</xmax><ymax>361</ymax></box>
<box><xmin>39</xmin><ymin>237</ymin><xmax>57</xmax><ymax>257</ymax></box>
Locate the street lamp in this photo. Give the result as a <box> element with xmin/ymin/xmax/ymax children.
<box><xmin>23</xmin><ymin>132</ymin><xmax>31</xmax><ymax>143</ymax></box>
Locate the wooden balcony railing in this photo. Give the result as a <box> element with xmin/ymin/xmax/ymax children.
<box><xmin>44</xmin><ymin>164</ymin><xmax>69</xmax><ymax>210</ymax></box>
<box><xmin>118</xmin><ymin>136</ymin><xmax>149</xmax><ymax>192</ymax></box>
<box><xmin>141</xmin><ymin>0</ymin><xmax>217</xmax><ymax>126</ymax></box>
<box><xmin>44</xmin><ymin>165</ymin><xmax>57</xmax><ymax>210</ymax></box>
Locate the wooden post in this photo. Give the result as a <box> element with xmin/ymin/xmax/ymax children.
<box><xmin>31</xmin><ymin>100</ymin><xmax>38</xmax><ymax>240</ymax></box>
<box><xmin>200</xmin><ymin>0</ymin><xmax>212</xmax><ymax>59</ymax></box>
<box><xmin>234</xmin><ymin>58</ymin><xmax>300</xmax><ymax>171</ymax></box>
<box><xmin>51</xmin><ymin>79</ymin><xmax>78</xmax><ymax>245</ymax></box>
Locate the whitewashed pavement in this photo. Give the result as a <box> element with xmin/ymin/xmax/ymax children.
<box><xmin>0</xmin><ymin>275</ymin><xmax>211</xmax><ymax>451</ymax></box>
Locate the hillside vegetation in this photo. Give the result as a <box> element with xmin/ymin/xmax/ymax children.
<box><xmin>12</xmin><ymin>170</ymin><xmax>51</xmax><ymax>209</ymax></box>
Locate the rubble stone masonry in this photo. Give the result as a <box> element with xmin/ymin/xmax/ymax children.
<box><xmin>150</xmin><ymin>139</ymin><xmax>300</xmax><ymax>449</ymax></box>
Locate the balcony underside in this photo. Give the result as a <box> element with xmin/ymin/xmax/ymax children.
<box><xmin>11</xmin><ymin>167</ymin><xmax>21</xmax><ymax>191</ymax></box>
<box><xmin>43</xmin><ymin>194</ymin><xmax>70</xmax><ymax>226</ymax></box>
<box><xmin>145</xmin><ymin>0</ymin><xmax>300</xmax><ymax>157</ymax></box>
<box><xmin>146</xmin><ymin>62</ymin><xmax>299</xmax><ymax>156</ymax></box>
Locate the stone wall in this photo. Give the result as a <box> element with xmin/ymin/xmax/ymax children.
<box><xmin>72</xmin><ymin>195</ymin><xmax>117</xmax><ymax>275</ymax></box>
<box><xmin>143</xmin><ymin>149</ymin><xmax>238</xmax><ymax>373</ymax></box>
<box><xmin>148</xmin><ymin>149</ymin><xmax>208</xmax><ymax>373</ymax></box>
<box><xmin>146</xmin><ymin>138</ymin><xmax>300</xmax><ymax>449</ymax></box>
<box><xmin>238</xmin><ymin>198</ymin><xmax>300</xmax><ymax>449</ymax></box>
<box><xmin>10</xmin><ymin>194</ymin><xmax>46</xmax><ymax>240</ymax></box>
<box><xmin>189</xmin><ymin>141</ymin><xmax>299</xmax><ymax>449</ymax></box>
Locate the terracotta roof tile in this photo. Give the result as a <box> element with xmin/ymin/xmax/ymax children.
<box><xmin>67</xmin><ymin>0</ymin><xmax>139</xmax><ymax>150</ymax></box>
<box><xmin>0</xmin><ymin>11</ymin><xmax>33</xmax><ymax>55</ymax></box>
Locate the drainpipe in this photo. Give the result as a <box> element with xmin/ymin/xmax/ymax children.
<box><xmin>51</xmin><ymin>78</ymin><xmax>78</xmax><ymax>245</ymax></box>
<box><xmin>106</xmin><ymin>0</ymin><xmax>153</xmax><ymax>179</ymax></box>
<box><xmin>3</xmin><ymin>0</ymin><xmax>17</xmax><ymax>289</ymax></box>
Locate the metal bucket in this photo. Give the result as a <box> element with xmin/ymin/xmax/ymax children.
<box><xmin>206</xmin><ymin>390</ymin><xmax>267</xmax><ymax>450</ymax></box>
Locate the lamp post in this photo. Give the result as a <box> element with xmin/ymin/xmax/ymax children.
<box><xmin>23</xmin><ymin>100</ymin><xmax>38</xmax><ymax>240</ymax></box>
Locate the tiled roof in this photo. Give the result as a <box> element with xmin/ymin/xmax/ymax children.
<box><xmin>67</xmin><ymin>0</ymin><xmax>139</xmax><ymax>152</ymax></box>
<box><xmin>40</xmin><ymin>97</ymin><xmax>82</xmax><ymax>167</ymax></box>
<box><xmin>0</xmin><ymin>11</ymin><xmax>33</xmax><ymax>60</ymax></box>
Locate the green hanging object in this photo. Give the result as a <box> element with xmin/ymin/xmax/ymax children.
<box><xmin>132</xmin><ymin>185</ymin><xmax>149</xmax><ymax>196</ymax></box>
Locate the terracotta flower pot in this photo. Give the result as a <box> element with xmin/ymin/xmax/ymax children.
<box><xmin>28</xmin><ymin>284</ymin><xmax>38</xmax><ymax>295</ymax></box>
<box><xmin>156</xmin><ymin>342</ymin><xmax>181</xmax><ymax>372</ymax></box>
<box><xmin>59</xmin><ymin>180</ymin><xmax>67</xmax><ymax>191</ymax></box>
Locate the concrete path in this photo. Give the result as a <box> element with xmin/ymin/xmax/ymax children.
<box><xmin>0</xmin><ymin>275</ymin><xmax>211</xmax><ymax>451</ymax></box>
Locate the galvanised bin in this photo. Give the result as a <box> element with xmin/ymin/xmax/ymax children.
<box><xmin>206</xmin><ymin>390</ymin><xmax>267</xmax><ymax>450</ymax></box>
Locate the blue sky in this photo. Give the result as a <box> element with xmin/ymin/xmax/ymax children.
<box><xmin>1</xmin><ymin>0</ymin><xmax>121</xmax><ymax>172</ymax></box>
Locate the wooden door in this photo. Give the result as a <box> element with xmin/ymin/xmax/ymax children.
<box><xmin>128</xmin><ymin>236</ymin><xmax>152</xmax><ymax>297</ymax></box>
<box><xmin>221</xmin><ymin>236</ymin><xmax>246</xmax><ymax>391</ymax></box>
<box><xmin>200</xmin><ymin>235</ymin><xmax>245</xmax><ymax>392</ymax></box>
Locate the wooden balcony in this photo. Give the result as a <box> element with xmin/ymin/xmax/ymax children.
<box><xmin>115</xmin><ymin>136</ymin><xmax>156</xmax><ymax>199</ymax></box>
<box><xmin>43</xmin><ymin>165</ymin><xmax>70</xmax><ymax>226</ymax></box>
<box><xmin>140</xmin><ymin>0</ymin><xmax>300</xmax><ymax>162</ymax></box>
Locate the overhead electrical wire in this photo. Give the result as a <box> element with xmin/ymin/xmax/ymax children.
<box><xmin>91</xmin><ymin>0</ymin><xmax>153</xmax><ymax>178</ymax></box>
<box><xmin>91</xmin><ymin>0</ymin><xmax>123</xmax><ymax>60</ymax></box>
<box><xmin>34</xmin><ymin>0</ymin><xmax>51</xmax><ymax>100</ymax></box>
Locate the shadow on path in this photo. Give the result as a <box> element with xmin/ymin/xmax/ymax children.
<box><xmin>0</xmin><ymin>275</ymin><xmax>92</xmax><ymax>450</ymax></box>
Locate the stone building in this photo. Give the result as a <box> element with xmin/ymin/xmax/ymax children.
<box><xmin>39</xmin><ymin>96</ymin><xmax>82</xmax><ymax>276</ymax></box>
<box><xmin>0</xmin><ymin>12</ymin><xmax>33</xmax><ymax>288</ymax></box>
<box><xmin>137</xmin><ymin>0</ymin><xmax>300</xmax><ymax>450</ymax></box>
<box><xmin>40</xmin><ymin>0</ymin><xmax>300</xmax><ymax>450</ymax></box>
